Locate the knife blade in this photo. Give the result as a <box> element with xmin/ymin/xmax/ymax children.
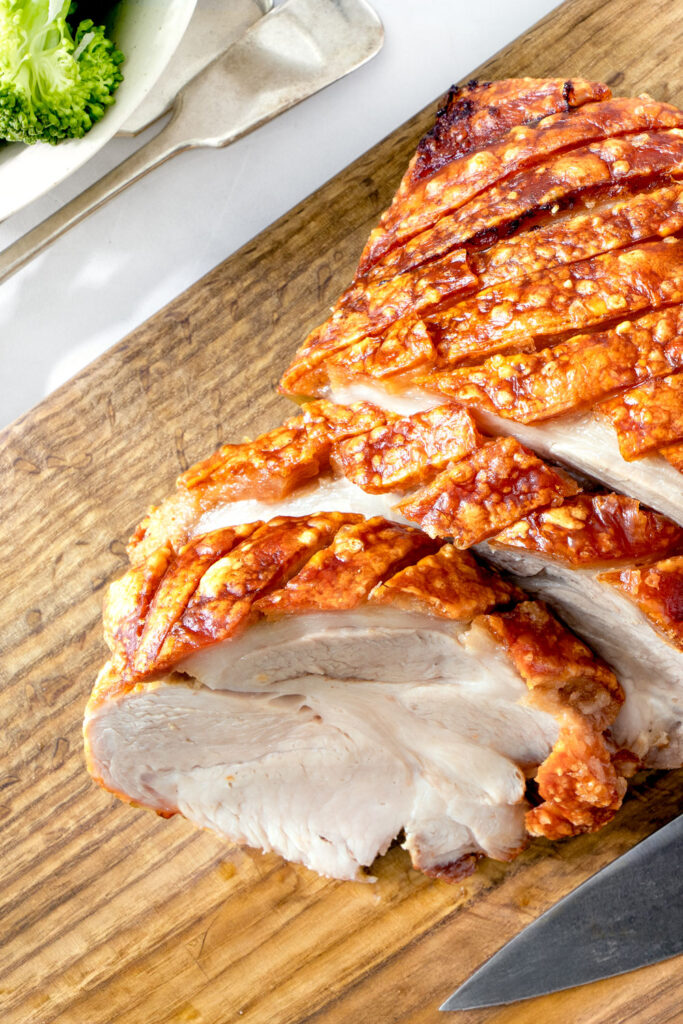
<box><xmin>441</xmin><ymin>815</ymin><xmax>683</xmax><ymax>1011</ymax></box>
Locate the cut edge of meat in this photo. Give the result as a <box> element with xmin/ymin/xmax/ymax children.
<box><xmin>86</xmin><ymin>518</ymin><xmax>626</xmax><ymax>882</ymax></box>
<box><xmin>482</xmin><ymin>495</ymin><xmax>683</xmax><ymax>767</ymax></box>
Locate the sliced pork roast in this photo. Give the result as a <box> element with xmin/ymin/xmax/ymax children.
<box><xmin>88</xmin><ymin>396</ymin><xmax>682</xmax><ymax>879</ymax></box>
<box><xmin>278</xmin><ymin>79</ymin><xmax>683</xmax><ymax>525</ymax></box>
<box><xmin>89</xmin><ymin>77</ymin><xmax>683</xmax><ymax>882</ymax></box>
<box><xmin>127</xmin><ymin>399</ymin><xmax>578</xmax><ymax>564</ymax></box>
<box><xmin>85</xmin><ymin>514</ymin><xmax>626</xmax><ymax>881</ymax></box>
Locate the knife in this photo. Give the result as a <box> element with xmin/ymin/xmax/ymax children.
<box><xmin>441</xmin><ymin>814</ymin><xmax>683</xmax><ymax>1011</ymax></box>
<box><xmin>0</xmin><ymin>0</ymin><xmax>383</xmax><ymax>285</ymax></box>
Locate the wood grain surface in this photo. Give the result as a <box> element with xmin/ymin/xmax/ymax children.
<box><xmin>2</xmin><ymin>0</ymin><xmax>683</xmax><ymax>1021</ymax></box>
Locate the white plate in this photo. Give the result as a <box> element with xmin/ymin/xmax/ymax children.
<box><xmin>0</xmin><ymin>0</ymin><xmax>197</xmax><ymax>224</ymax></box>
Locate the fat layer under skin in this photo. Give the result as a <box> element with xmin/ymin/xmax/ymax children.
<box><xmin>330</xmin><ymin>383</ymin><xmax>683</xmax><ymax>527</ymax></box>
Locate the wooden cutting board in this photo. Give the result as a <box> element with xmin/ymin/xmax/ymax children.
<box><xmin>2</xmin><ymin>0</ymin><xmax>682</xmax><ymax>1021</ymax></box>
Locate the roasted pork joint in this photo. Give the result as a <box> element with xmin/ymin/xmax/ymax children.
<box><xmin>89</xmin><ymin>75</ymin><xmax>683</xmax><ymax>886</ymax></box>
<box><xmin>86</xmin><ymin>514</ymin><xmax>626</xmax><ymax>881</ymax></box>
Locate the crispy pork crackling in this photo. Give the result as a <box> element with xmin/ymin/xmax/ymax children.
<box><xmin>281</xmin><ymin>79</ymin><xmax>683</xmax><ymax>528</ymax></box>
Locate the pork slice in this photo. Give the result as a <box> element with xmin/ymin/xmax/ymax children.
<box><xmin>327</xmin><ymin>379</ymin><xmax>683</xmax><ymax>528</ymax></box>
<box><xmin>471</xmin><ymin>183</ymin><xmax>683</xmax><ymax>288</ymax></box>
<box><xmin>128</xmin><ymin>398</ymin><xmax>581</xmax><ymax>557</ymax></box>
<box><xmin>195</xmin><ymin>472</ymin><xmax>410</xmax><ymax>537</ymax></box>
<box><xmin>600</xmin><ymin>556</ymin><xmax>683</xmax><ymax>650</ymax></box>
<box><xmin>396</xmin><ymin>436</ymin><xmax>578</xmax><ymax>545</ymax></box>
<box><xmin>133</xmin><ymin>427</ymin><xmax>426</xmax><ymax>560</ymax></box>
<box><xmin>331</xmin><ymin>403</ymin><xmax>482</xmax><ymax>493</ymax></box>
<box><xmin>424</xmin><ymin>305</ymin><xmax>683</xmax><ymax>423</ymax></box>
<box><xmin>475</xmin><ymin>408</ymin><xmax>683</xmax><ymax>526</ymax></box>
<box><xmin>360</xmin><ymin>96</ymin><xmax>683</xmax><ymax>274</ymax></box>
<box><xmin>86</xmin><ymin>518</ymin><xmax>625</xmax><ymax>881</ymax></box>
<box><xmin>430</xmin><ymin>237</ymin><xmax>683</xmax><ymax>366</ymax></box>
<box><xmin>280</xmin><ymin>184</ymin><xmax>683</xmax><ymax>400</ymax></box>
<box><xmin>128</xmin><ymin>400</ymin><xmax>394</xmax><ymax>564</ymax></box>
<box><xmin>398</xmin><ymin>77</ymin><xmax>611</xmax><ymax>196</ymax></box>
<box><xmin>85</xmin><ymin>662</ymin><xmax>546</xmax><ymax>880</ymax></box>
<box><xmin>482</xmin><ymin>495</ymin><xmax>683</xmax><ymax>767</ymax></box>
<box><xmin>365</xmin><ymin>130</ymin><xmax>683</xmax><ymax>282</ymax></box>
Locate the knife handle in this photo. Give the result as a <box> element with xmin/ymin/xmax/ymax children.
<box><xmin>0</xmin><ymin>120</ymin><xmax>189</xmax><ymax>287</ymax></box>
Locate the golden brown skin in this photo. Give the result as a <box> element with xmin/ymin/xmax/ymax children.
<box><xmin>527</xmin><ymin>725</ymin><xmax>627</xmax><ymax>839</ymax></box>
<box><xmin>256</xmin><ymin>517</ymin><xmax>437</xmax><ymax>617</ymax></box>
<box><xmin>430</xmin><ymin>236</ymin><xmax>683</xmax><ymax>366</ymax></box>
<box><xmin>332</xmin><ymin>404</ymin><xmax>482</xmax><ymax>493</ymax></box>
<box><xmin>423</xmin><ymin>304</ymin><xmax>683</xmax><ymax>422</ymax></box>
<box><xmin>178</xmin><ymin>415</ymin><xmax>326</xmax><ymax>495</ymax></box>
<box><xmin>102</xmin><ymin>543</ymin><xmax>176</xmax><ymax>678</ymax></box>
<box><xmin>361</xmin><ymin>130</ymin><xmax>683</xmax><ymax>283</ymax></box>
<box><xmin>129</xmin><ymin>524</ymin><xmax>259</xmax><ymax>675</ymax></box>
<box><xmin>490</xmin><ymin>493</ymin><xmax>683</xmax><ymax>567</ymax></box>
<box><xmin>360</xmin><ymin>96</ymin><xmax>683</xmax><ymax>274</ymax></box>
<box><xmin>283</xmin><ymin>184</ymin><xmax>683</xmax><ymax>399</ymax></box>
<box><xmin>397</xmin><ymin>436</ymin><xmax>579</xmax><ymax>547</ymax></box>
<box><xmin>180</xmin><ymin>513</ymin><xmax>359</xmax><ymax>637</ymax></box>
<box><xmin>322</xmin><ymin>319</ymin><xmax>439</xmax><ymax>394</ymax></box>
<box><xmin>399</xmin><ymin>77</ymin><xmax>610</xmax><ymax>196</ymax></box>
<box><xmin>369</xmin><ymin>543</ymin><xmax>523</xmax><ymax>620</ymax></box>
<box><xmin>599</xmin><ymin>555</ymin><xmax>683</xmax><ymax>648</ymax></box>
<box><xmin>106</xmin><ymin>513</ymin><xmax>362</xmax><ymax>685</ymax></box>
<box><xmin>599</xmin><ymin>371</ymin><xmax>683</xmax><ymax>459</ymax></box>
<box><xmin>472</xmin><ymin>183</ymin><xmax>683</xmax><ymax>289</ymax></box>
<box><xmin>177</xmin><ymin>400</ymin><xmax>392</xmax><ymax>494</ymax></box>
<box><xmin>662</xmin><ymin>442</ymin><xmax>683</xmax><ymax>473</ymax></box>
<box><xmin>484</xmin><ymin>600</ymin><xmax>622</xmax><ymax>724</ymax></box>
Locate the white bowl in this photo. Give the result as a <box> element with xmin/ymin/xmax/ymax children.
<box><xmin>0</xmin><ymin>0</ymin><xmax>197</xmax><ymax>223</ymax></box>
<box><xmin>120</xmin><ymin>0</ymin><xmax>272</xmax><ymax>136</ymax></box>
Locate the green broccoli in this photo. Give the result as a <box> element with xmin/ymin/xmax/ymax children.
<box><xmin>0</xmin><ymin>0</ymin><xmax>124</xmax><ymax>145</ymax></box>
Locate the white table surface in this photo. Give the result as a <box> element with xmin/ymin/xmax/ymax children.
<box><xmin>0</xmin><ymin>0</ymin><xmax>561</xmax><ymax>430</ymax></box>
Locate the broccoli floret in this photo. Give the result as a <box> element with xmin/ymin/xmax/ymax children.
<box><xmin>0</xmin><ymin>0</ymin><xmax>124</xmax><ymax>145</ymax></box>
